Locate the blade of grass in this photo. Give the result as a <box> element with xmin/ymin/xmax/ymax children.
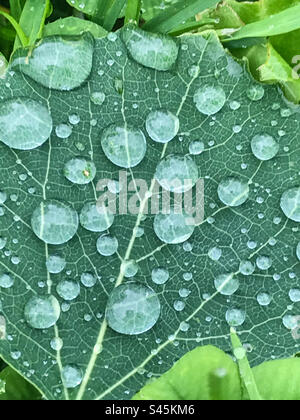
<box><xmin>223</xmin><ymin>3</ymin><xmax>300</xmax><ymax>41</ymax></box>
<box><xmin>9</xmin><ymin>0</ymin><xmax>25</xmax><ymax>21</ymax></box>
<box><xmin>143</xmin><ymin>0</ymin><xmax>220</xmax><ymax>33</ymax></box>
<box><xmin>125</xmin><ymin>0</ymin><xmax>142</xmax><ymax>25</ymax></box>
<box><xmin>0</xmin><ymin>10</ymin><xmax>28</xmax><ymax>47</ymax></box>
<box><xmin>230</xmin><ymin>328</ymin><xmax>263</xmax><ymax>401</ymax></box>
<box><xmin>102</xmin><ymin>0</ymin><xmax>127</xmax><ymax>32</ymax></box>
<box><xmin>168</xmin><ymin>18</ymin><xmax>216</xmax><ymax>36</ymax></box>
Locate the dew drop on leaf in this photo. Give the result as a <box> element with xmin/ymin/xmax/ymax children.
<box><xmin>122</xmin><ymin>260</ymin><xmax>139</xmax><ymax>278</ymax></box>
<box><xmin>62</xmin><ymin>365</ymin><xmax>83</xmax><ymax>388</ymax></box>
<box><xmin>257</xmin><ymin>292</ymin><xmax>271</xmax><ymax>306</ymax></box>
<box><xmin>90</xmin><ymin>91</ymin><xmax>106</xmax><ymax>106</ymax></box>
<box><xmin>31</xmin><ymin>200</ymin><xmax>79</xmax><ymax>245</ymax></box>
<box><xmin>56</xmin><ymin>280</ymin><xmax>80</xmax><ymax>301</ymax></box>
<box><xmin>280</xmin><ymin>187</ymin><xmax>300</xmax><ymax>222</ymax></box>
<box><xmin>193</xmin><ymin>85</ymin><xmax>226</xmax><ymax>115</ymax></box>
<box><xmin>0</xmin><ymin>237</ymin><xmax>7</xmax><ymax>250</ymax></box>
<box><xmin>282</xmin><ymin>314</ymin><xmax>298</xmax><ymax>330</ymax></box>
<box><xmin>64</xmin><ymin>157</ymin><xmax>96</xmax><ymax>184</ymax></box>
<box><xmin>296</xmin><ymin>242</ymin><xmax>300</xmax><ymax>261</ymax></box>
<box><xmin>154</xmin><ymin>210</ymin><xmax>195</xmax><ymax>244</ymax></box>
<box><xmin>155</xmin><ymin>155</ymin><xmax>199</xmax><ymax>193</ymax></box>
<box><xmin>121</xmin><ymin>25</ymin><xmax>178</xmax><ymax>72</ymax></box>
<box><xmin>225</xmin><ymin>308</ymin><xmax>246</xmax><ymax>327</ymax></box>
<box><xmin>214</xmin><ymin>273</ymin><xmax>239</xmax><ymax>296</ymax></box>
<box><xmin>46</xmin><ymin>255</ymin><xmax>66</xmax><ymax>274</ymax></box>
<box><xmin>56</xmin><ymin>124</ymin><xmax>72</xmax><ymax>139</ymax></box>
<box><xmin>151</xmin><ymin>267</ymin><xmax>169</xmax><ymax>285</ymax></box>
<box><xmin>246</xmin><ymin>85</ymin><xmax>265</xmax><ymax>101</ymax></box>
<box><xmin>50</xmin><ymin>337</ymin><xmax>63</xmax><ymax>351</ymax></box>
<box><xmin>96</xmin><ymin>234</ymin><xmax>118</xmax><ymax>256</ymax></box>
<box><xmin>0</xmin><ymin>98</ymin><xmax>52</xmax><ymax>150</ymax></box>
<box><xmin>101</xmin><ymin>124</ymin><xmax>147</xmax><ymax>168</ymax></box>
<box><xmin>80</xmin><ymin>272</ymin><xmax>97</xmax><ymax>288</ymax></box>
<box><xmin>11</xmin><ymin>34</ymin><xmax>94</xmax><ymax>91</ymax></box>
<box><xmin>189</xmin><ymin>140</ymin><xmax>204</xmax><ymax>155</ymax></box>
<box><xmin>0</xmin><ymin>273</ymin><xmax>14</xmax><ymax>289</ymax></box>
<box><xmin>289</xmin><ymin>289</ymin><xmax>300</xmax><ymax>302</ymax></box>
<box><xmin>239</xmin><ymin>260</ymin><xmax>255</xmax><ymax>276</ymax></box>
<box><xmin>0</xmin><ymin>191</ymin><xmax>7</xmax><ymax>204</ymax></box>
<box><xmin>79</xmin><ymin>203</ymin><xmax>114</xmax><ymax>232</ymax></box>
<box><xmin>251</xmin><ymin>134</ymin><xmax>279</xmax><ymax>161</ymax></box>
<box><xmin>24</xmin><ymin>296</ymin><xmax>61</xmax><ymax>330</ymax></box>
<box><xmin>217</xmin><ymin>177</ymin><xmax>249</xmax><ymax>207</ymax></box>
<box><xmin>208</xmin><ymin>247</ymin><xmax>222</xmax><ymax>261</ymax></box>
<box><xmin>105</xmin><ymin>283</ymin><xmax>161</xmax><ymax>335</ymax></box>
<box><xmin>256</xmin><ymin>256</ymin><xmax>272</xmax><ymax>270</ymax></box>
<box><xmin>145</xmin><ymin>109</ymin><xmax>179</xmax><ymax>143</ymax></box>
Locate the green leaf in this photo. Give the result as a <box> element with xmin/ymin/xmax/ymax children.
<box><xmin>253</xmin><ymin>359</ymin><xmax>300</xmax><ymax>400</ymax></box>
<box><xmin>0</xmin><ymin>366</ymin><xmax>41</xmax><ymax>400</ymax></box>
<box><xmin>43</xmin><ymin>17</ymin><xmax>107</xmax><ymax>38</ymax></box>
<box><xmin>0</xmin><ymin>52</ymin><xmax>7</xmax><ymax>78</ymax></box>
<box><xmin>66</xmin><ymin>0</ymin><xmax>105</xmax><ymax>17</ymax></box>
<box><xmin>133</xmin><ymin>345</ymin><xmax>242</xmax><ymax>400</ymax></box>
<box><xmin>230</xmin><ymin>328</ymin><xmax>262</xmax><ymax>400</ymax></box>
<box><xmin>141</xmin><ymin>0</ymin><xmax>178</xmax><ymax>21</ymax></box>
<box><xmin>102</xmin><ymin>0</ymin><xmax>127</xmax><ymax>32</ymax></box>
<box><xmin>125</xmin><ymin>0</ymin><xmax>142</xmax><ymax>25</ymax></box>
<box><xmin>0</xmin><ymin>10</ymin><xmax>28</xmax><ymax>47</ymax></box>
<box><xmin>143</xmin><ymin>0</ymin><xmax>220</xmax><ymax>33</ymax></box>
<box><xmin>0</xmin><ymin>28</ymin><xmax>299</xmax><ymax>401</ymax></box>
<box><xmin>9</xmin><ymin>0</ymin><xmax>25</xmax><ymax>22</ymax></box>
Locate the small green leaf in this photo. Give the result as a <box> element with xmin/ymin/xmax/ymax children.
<box><xmin>0</xmin><ymin>366</ymin><xmax>41</xmax><ymax>400</ymax></box>
<box><xmin>43</xmin><ymin>17</ymin><xmax>107</xmax><ymax>38</ymax></box>
<box><xmin>143</xmin><ymin>0</ymin><xmax>220</xmax><ymax>33</ymax></box>
<box><xmin>0</xmin><ymin>10</ymin><xmax>28</xmax><ymax>47</ymax></box>
<box><xmin>230</xmin><ymin>328</ymin><xmax>263</xmax><ymax>401</ymax></box>
<box><xmin>125</xmin><ymin>0</ymin><xmax>142</xmax><ymax>25</ymax></box>
<box><xmin>9</xmin><ymin>0</ymin><xmax>25</xmax><ymax>21</ymax></box>
<box><xmin>133</xmin><ymin>346</ymin><xmax>242</xmax><ymax>400</ymax></box>
<box><xmin>102</xmin><ymin>0</ymin><xmax>127</xmax><ymax>32</ymax></box>
<box><xmin>66</xmin><ymin>0</ymin><xmax>103</xmax><ymax>17</ymax></box>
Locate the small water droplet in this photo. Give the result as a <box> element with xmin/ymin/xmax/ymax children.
<box><xmin>24</xmin><ymin>296</ymin><xmax>60</xmax><ymax>329</ymax></box>
<box><xmin>194</xmin><ymin>85</ymin><xmax>226</xmax><ymax>115</ymax></box>
<box><xmin>146</xmin><ymin>109</ymin><xmax>179</xmax><ymax>143</ymax></box>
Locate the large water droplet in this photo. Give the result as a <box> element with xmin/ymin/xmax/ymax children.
<box><xmin>208</xmin><ymin>247</ymin><xmax>222</xmax><ymax>261</ymax></box>
<box><xmin>122</xmin><ymin>25</ymin><xmax>178</xmax><ymax>71</ymax></box>
<box><xmin>106</xmin><ymin>283</ymin><xmax>161</xmax><ymax>335</ymax></box>
<box><xmin>154</xmin><ymin>210</ymin><xmax>195</xmax><ymax>244</ymax></box>
<box><xmin>280</xmin><ymin>187</ymin><xmax>300</xmax><ymax>222</ymax></box>
<box><xmin>225</xmin><ymin>308</ymin><xmax>246</xmax><ymax>327</ymax></box>
<box><xmin>189</xmin><ymin>140</ymin><xmax>204</xmax><ymax>155</ymax></box>
<box><xmin>24</xmin><ymin>295</ymin><xmax>60</xmax><ymax>329</ymax></box>
<box><xmin>46</xmin><ymin>255</ymin><xmax>66</xmax><ymax>274</ymax></box>
<box><xmin>146</xmin><ymin>110</ymin><xmax>179</xmax><ymax>143</ymax></box>
<box><xmin>50</xmin><ymin>337</ymin><xmax>63</xmax><ymax>351</ymax></box>
<box><xmin>256</xmin><ymin>256</ymin><xmax>272</xmax><ymax>271</ymax></box>
<box><xmin>282</xmin><ymin>314</ymin><xmax>298</xmax><ymax>330</ymax></box>
<box><xmin>11</xmin><ymin>34</ymin><xmax>94</xmax><ymax>91</ymax></box>
<box><xmin>218</xmin><ymin>178</ymin><xmax>249</xmax><ymax>207</ymax></box>
<box><xmin>0</xmin><ymin>273</ymin><xmax>14</xmax><ymax>288</ymax></box>
<box><xmin>239</xmin><ymin>260</ymin><xmax>255</xmax><ymax>276</ymax></box>
<box><xmin>251</xmin><ymin>134</ymin><xmax>279</xmax><ymax>161</ymax></box>
<box><xmin>64</xmin><ymin>157</ymin><xmax>96</xmax><ymax>184</ymax></box>
<box><xmin>194</xmin><ymin>85</ymin><xmax>226</xmax><ymax>115</ymax></box>
<box><xmin>56</xmin><ymin>280</ymin><xmax>80</xmax><ymax>301</ymax></box>
<box><xmin>56</xmin><ymin>124</ymin><xmax>72</xmax><ymax>139</ymax></box>
<box><xmin>214</xmin><ymin>273</ymin><xmax>239</xmax><ymax>296</ymax></box>
<box><xmin>0</xmin><ymin>98</ymin><xmax>52</xmax><ymax>150</ymax></box>
<box><xmin>31</xmin><ymin>201</ymin><xmax>79</xmax><ymax>245</ymax></box>
<box><xmin>80</xmin><ymin>272</ymin><xmax>97</xmax><ymax>288</ymax></box>
<box><xmin>155</xmin><ymin>155</ymin><xmax>199</xmax><ymax>193</ymax></box>
<box><xmin>257</xmin><ymin>292</ymin><xmax>271</xmax><ymax>306</ymax></box>
<box><xmin>151</xmin><ymin>267</ymin><xmax>169</xmax><ymax>285</ymax></box>
<box><xmin>97</xmin><ymin>234</ymin><xmax>118</xmax><ymax>256</ymax></box>
<box><xmin>80</xmin><ymin>203</ymin><xmax>114</xmax><ymax>232</ymax></box>
<box><xmin>289</xmin><ymin>288</ymin><xmax>300</xmax><ymax>302</ymax></box>
<box><xmin>101</xmin><ymin>124</ymin><xmax>147</xmax><ymax>168</ymax></box>
<box><xmin>62</xmin><ymin>365</ymin><xmax>83</xmax><ymax>388</ymax></box>
<box><xmin>122</xmin><ymin>260</ymin><xmax>139</xmax><ymax>278</ymax></box>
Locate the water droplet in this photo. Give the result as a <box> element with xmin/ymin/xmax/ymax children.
<box><xmin>0</xmin><ymin>237</ymin><xmax>7</xmax><ymax>250</ymax></box>
<box><xmin>296</xmin><ymin>242</ymin><xmax>300</xmax><ymax>261</ymax></box>
<box><xmin>256</xmin><ymin>256</ymin><xmax>272</xmax><ymax>270</ymax></box>
<box><xmin>257</xmin><ymin>292</ymin><xmax>271</xmax><ymax>306</ymax></box>
<box><xmin>11</xmin><ymin>34</ymin><xmax>94</xmax><ymax>91</ymax></box>
<box><xmin>289</xmin><ymin>288</ymin><xmax>300</xmax><ymax>302</ymax></box>
<box><xmin>96</xmin><ymin>234</ymin><xmax>118</xmax><ymax>256</ymax></box>
<box><xmin>218</xmin><ymin>178</ymin><xmax>249</xmax><ymax>207</ymax></box>
<box><xmin>145</xmin><ymin>109</ymin><xmax>179</xmax><ymax>143</ymax></box>
<box><xmin>62</xmin><ymin>365</ymin><xmax>83</xmax><ymax>388</ymax></box>
<box><xmin>208</xmin><ymin>247</ymin><xmax>222</xmax><ymax>261</ymax></box>
<box><xmin>56</xmin><ymin>124</ymin><xmax>72</xmax><ymax>139</ymax></box>
<box><xmin>0</xmin><ymin>273</ymin><xmax>14</xmax><ymax>288</ymax></box>
<box><xmin>189</xmin><ymin>140</ymin><xmax>204</xmax><ymax>155</ymax></box>
<box><xmin>154</xmin><ymin>210</ymin><xmax>195</xmax><ymax>244</ymax></box>
<box><xmin>280</xmin><ymin>187</ymin><xmax>300</xmax><ymax>222</ymax></box>
<box><xmin>214</xmin><ymin>273</ymin><xmax>239</xmax><ymax>296</ymax></box>
<box><xmin>225</xmin><ymin>308</ymin><xmax>246</xmax><ymax>327</ymax></box>
<box><xmin>106</xmin><ymin>283</ymin><xmax>161</xmax><ymax>335</ymax></box>
<box><xmin>57</xmin><ymin>280</ymin><xmax>80</xmax><ymax>301</ymax></box>
<box><xmin>24</xmin><ymin>296</ymin><xmax>60</xmax><ymax>329</ymax></box>
<box><xmin>101</xmin><ymin>124</ymin><xmax>147</xmax><ymax>168</ymax></box>
<box><xmin>46</xmin><ymin>255</ymin><xmax>66</xmax><ymax>274</ymax></box>
<box><xmin>68</xmin><ymin>114</ymin><xmax>80</xmax><ymax>125</ymax></box>
<box><xmin>122</xmin><ymin>25</ymin><xmax>178</xmax><ymax>71</ymax></box>
<box><xmin>282</xmin><ymin>314</ymin><xmax>298</xmax><ymax>330</ymax></box>
<box><xmin>239</xmin><ymin>260</ymin><xmax>255</xmax><ymax>276</ymax></box>
<box><xmin>0</xmin><ymin>191</ymin><xmax>7</xmax><ymax>204</ymax></box>
<box><xmin>122</xmin><ymin>260</ymin><xmax>139</xmax><ymax>278</ymax></box>
<box><xmin>80</xmin><ymin>202</ymin><xmax>114</xmax><ymax>232</ymax></box>
<box><xmin>90</xmin><ymin>91</ymin><xmax>106</xmax><ymax>105</ymax></box>
<box><xmin>173</xmin><ymin>300</ymin><xmax>185</xmax><ymax>311</ymax></box>
<box><xmin>151</xmin><ymin>267</ymin><xmax>169</xmax><ymax>285</ymax></box>
<box><xmin>194</xmin><ymin>85</ymin><xmax>226</xmax><ymax>115</ymax></box>
<box><xmin>31</xmin><ymin>201</ymin><xmax>79</xmax><ymax>245</ymax></box>
<box><xmin>251</xmin><ymin>134</ymin><xmax>279</xmax><ymax>161</ymax></box>
<box><xmin>80</xmin><ymin>272</ymin><xmax>97</xmax><ymax>288</ymax></box>
<box><xmin>0</xmin><ymin>98</ymin><xmax>52</xmax><ymax>150</ymax></box>
<box><xmin>188</xmin><ymin>65</ymin><xmax>200</xmax><ymax>77</ymax></box>
<box><xmin>246</xmin><ymin>85</ymin><xmax>264</xmax><ymax>101</ymax></box>
<box><xmin>155</xmin><ymin>155</ymin><xmax>198</xmax><ymax>193</ymax></box>
<box><xmin>64</xmin><ymin>157</ymin><xmax>96</xmax><ymax>184</ymax></box>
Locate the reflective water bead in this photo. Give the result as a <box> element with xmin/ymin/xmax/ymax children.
<box><xmin>218</xmin><ymin>177</ymin><xmax>249</xmax><ymax>207</ymax></box>
<box><xmin>251</xmin><ymin>134</ymin><xmax>279</xmax><ymax>161</ymax></box>
<box><xmin>256</xmin><ymin>256</ymin><xmax>272</xmax><ymax>271</ymax></box>
<box><xmin>257</xmin><ymin>292</ymin><xmax>271</xmax><ymax>306</ymax></box>
<box><xmin>0</xmin><ymin>98</ymin><xmax>52</xmax><ymax>150</ymax></box>
<box><xmin>296</xmin><ymin>242</ymin><xmax>300</xmax><ymax>261</ymax></box>
<box><xmin>0</xmin><ymin>191</ymin><xmax>7</xmax><ymax>204</ymax></box>
<box><xmin>62</xmin><ymin>365</ymin><xmax>83</xmax><ymax>388</ymax></box>
<box><xmin>145</xmin><ymin>109</ymin><xmax>179</xmax><ymax>143</ymax></box>
<box><xmin>80</xmin><ymin>203</ymin><xmax>114</xmax><ymax>232</ymax></box>
<box><xmin>151</xmin><ymin>267</ymin><xmax>169</xmax><ymax>285</ymax></box>
<box><xmin>24</xmin><ymin>296</ymin><xmax>61</xmax><ymax>329</ymax></box>
<box><xmin>0</xmin><ymin>273</ymin><xmax>14</xmax><ymax>288</ymax></box>
<box><xmin>194</xmin><ymin>85</ymin><xmax>226</xmax><ymax>115</ymax></box>
<box><xmin>64</xmin><ymin>157</ymin><xmax>96</xmax><ymax>184</ymax></box>
<box><xmin>280</xmin><ymin>187</ymin><xmax>300</xmax><ymax>222</ymax></box>
<box><xmin>80</xmin><ymin>272</ymin><xmax>97</xmax><ymax>288</ymax></box>
<box><xmin>106</xmin><ymin>283</ymin><xmax>161</xmax><ymax>335</ymax></box>
<box><xmin>154</xmin><ymin>210</ymin><xmax>195</xmax><ymax>244</ymax></box>
<box><xmin>50</xmin><ymin>337</ymin><xmax>63</xmax><ymax>351</ymax></box>
<box><xmin>56</xmin><ymin>280</ymin><xmax>80</xmax><ymax>301</ymax></box>
<box><xmin>246</xmin><ymin>85</ymin><xmax>264</xmax><ymax>101</ymax></box>
<box><xmin>239</xmin><ymin>260</ymin><xmax>255</xmax><ymax>276</ymax></box>
<box><xmin>46</xmin><ymin>255</ymin><xmax>66</xmax><ymax>274</ymax></box>
<box><xmin>101</xmin><ymin>124</ymin><xmax>147</xmax><ymax>168</ymax></box>
<box><xmin>289</xmin><ymin>289</ymin><xmax>300</xmax><ymax>302</ymax></box>
<box><xmin>214</xmin><ymin>273</ymin><xmax>239</xmax><ymax>296</ymax></box>
<box><xmin>225</xmin><ymin>308</ymin><xmax>246</xmax><ymax>327</ymax></box>
<box><xmin>31</xmin><ymin>200</ymin><xmax>79</xmax><ymax>245</ymax></box>
<box><xmin>90</xmin><ymin>91</ymin><xmax>106</xmax><ymax>105</ymax></box>
<box><xmin>56</xmin><ymin>124</ymin><xmax>72</xmax><ymax>139</ymax></box>
<box><xmin>189</xmin><ymin>140</ymin><xmax>204</xmax><ymax>155</ymax></box>
<box><xmin>97</xmin><ymin>234</ymin><xmax>118</xmax><ymax>256</ymax></box>
<box><xmin>208</xmin><ymin>247</ymin><xmax>222</xmax><ymax>261</ymax></box>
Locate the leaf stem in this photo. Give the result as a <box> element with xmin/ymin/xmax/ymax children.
<box><xmin>0</xmin><ymin>10</ymin><xmax>28</xmax><ymax>47</ymax></box>
<box><xmin>125</xmin><ymin>0</ymin><xmax>141</xmax><ymax>25</ymax></box>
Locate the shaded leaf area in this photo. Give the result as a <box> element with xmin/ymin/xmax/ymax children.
<box><xmin>0</xmin><ymin>365</ymin><xmax>41</xmax><ymax>400</ymax></box>
<box><xmin>0</xmin><ymin>30</ymin><xmax>299</xmax><ymax>401</ymax></box>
